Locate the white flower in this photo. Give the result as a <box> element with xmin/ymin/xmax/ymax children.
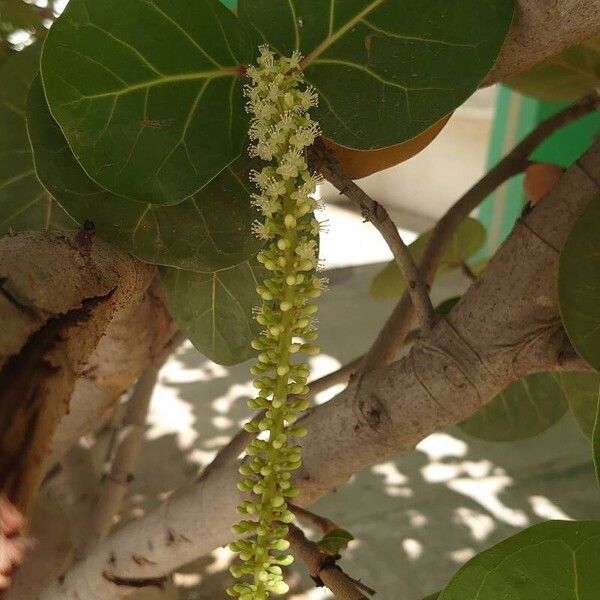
<box><xmin>295</xmin><ymin>239</ymin><xmax>317</xmax><ymax>262</ymax></box>
<box><xmin>251</xmin><ymin>220</ymin><xmax>273</xmax><ymax>240</ymax></box>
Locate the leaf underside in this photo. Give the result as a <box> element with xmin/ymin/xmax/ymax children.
<box><xmin>371</xmin><ymin>217</ymin><xmax>486</xmax><ymax>299</ymax></box>
<box><xmin>459</xmin><ymin>372</ymin><xmax>568</xmax><ymax>442</ymax></box>
<box><xmin>506</xmin><ymin>36</ymin><xmax>600</xmax><ymax>102</ymax></box>
<box><xmin>160</xmin><ymin>260</ymin><xmax>265</xmax><ymax>365</ymax></box>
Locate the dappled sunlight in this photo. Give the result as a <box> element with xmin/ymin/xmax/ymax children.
<box><xmin>529</xmin><ymin>495</ymin><xmax>571</xmax><ymax>520</ymax></box>
<box><xmin>417</xmin><ymin>432</ymin><xmax>468</xmax><ymax>461</ymax></box>
<box><xmin>118</xmin><ymin>263</ymin><xmax>598</xmax><ymax>599</ymax></box>
<box><xmin>453</xmin><ymin>507</ymin><xmax>495</xmax><ymax>542</ymax></box>
<box><xmin>402</xmin><ymin>538</ymin><xmax>424</xmax><ymax>560</ymax></box>
<box><xmin>448</xmin><ymin>474</ymin><xmax>529</xmax><ymax>527</ymax></box>
<box><xmin>147</xmin><ymin>379</ymin><xmax>198</xmax><ymax>449</ymax></box>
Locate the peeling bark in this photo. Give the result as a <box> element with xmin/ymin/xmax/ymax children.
<box><xmin>0</xmin><ymin>231</ymin><xmax>158</xmax><ymax>516</ymax></box>
<box><xmin>46</xmin><ymin>280</ymin><xmax>176</xmax><ymax>468</ymax></box>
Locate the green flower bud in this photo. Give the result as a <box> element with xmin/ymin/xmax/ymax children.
<box><xmin>271</xmin><ymin>581</ymin><xmax>290</xmax><ymax>595</ymax></box>
<box><xmin>271</xmin><ymin>495</ymin><xmax>285</xmax><ymax>508</ymax></box>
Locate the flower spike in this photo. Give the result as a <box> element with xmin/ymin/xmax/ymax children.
<box><xmin>229</xmin><ymin>46</ymin><xmax>322</xmax><ymax>600</ymax></box>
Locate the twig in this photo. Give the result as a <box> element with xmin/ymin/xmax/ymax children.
<box><xmin>312</xmin><ymin>141</ymin><xmax>436</xmax><ymax>333</ymax></box>
<box><xmin>288</xmin><ymin>503</ymin><xmax>338</xmax><ymax>534</ymax></box>
<box><xmin>357</xmin><ymin>91</ymin><xmax>600</xmax><ymax>372</ymax></box>
<box><xmin>77</xmin><ymin>332</ymin><xmax>185</xmax><ymax>557</ymax></box>
<box><xmin>287</xmin><ymin>523</ymin><xmax>375</xmax><ymax>600</ymax></box>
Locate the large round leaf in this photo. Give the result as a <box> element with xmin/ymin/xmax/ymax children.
<box><xmin>27</xmin><ymin>76</ymin><xmax>261</xmax><ymax>272</ymax></box>
<box><xmin>559</xmin><ymin>195</ymin><xmax>600</xmax><ymax>371</ymax></box>
<box><xmin>0</xmin><ymin>45</ymin><xmax>74</xmax><ymax>233</ymax></box>
<box><xmin>370</xmin><ymin>217</ymin><xmax>485</xmax><ymax>299</ymax></box>
<box><xmin>439</xmin><ymin>521</ymin><xmax>600</xmax><ymax>600</ymax></box>
<box><xmin>239</xmin><ymin>0</ymin><xmax>514</xmax><ymax>150</ymax></box>
<box><xmin>459</xmin><ymin>373</ymin><xmax>568</xmax><ymax>442</ymax></box>
<box><xmin>506</xmin><ymin>36</ymin><xmax>600</xmax><ymax>101</ymax></box>
<box><xmin>41</xmin><ymin>0</ymin><xmax>252</xmax><ymax>205</ymax></box>
<box><xmin>160</xmin><ymin>260</ymin><xmax>264</xmax><ymax>365</ymax></box>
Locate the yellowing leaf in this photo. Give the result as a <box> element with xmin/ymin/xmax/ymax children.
<box><xmin>323</xmin><ymin>115</ymin><xmax>450</xmax><ymax>180</ymax></box>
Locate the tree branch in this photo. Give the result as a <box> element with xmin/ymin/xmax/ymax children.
<box><xmin>38</xmin><ymin>135</ymin><xmax>600</xmax><ymax>600</ymax></box>
<box><xmin>287</xmin><ymin>524</ymin><xmax>373</xmax><ymax>600</ymax></box>
<box><xmin>313</xmin><ymin>141</ymin><xmax>436</xmax><ymax>333</ymax></box>
<box><xmin>77</xmin><ymin>368</ymin><xmax>160</xmax><ymax>557</ymax></box>
<box><xmin>198</xmin><ymin>355</ymin><xmax>363</xmax><ymax>480</ymax></box>
<box><xmin>485</xmin><ymin>0</ymin><xmax>600</xmax><ymax>84</ymax></box>
<box><xmin>359</xmin><ymin>91</ymin><xmax>600</xmax><ymax>372</ymax></box>
<box><xmin>77</xmin><ymin>333</ymin><xmax>185</xmax><ymax>558</ymax></box>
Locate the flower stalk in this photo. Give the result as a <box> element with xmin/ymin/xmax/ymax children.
<box><xmin>228</xmin><ymin>47</ymin><xmax>323</xmax><ymax>600</ymax></box>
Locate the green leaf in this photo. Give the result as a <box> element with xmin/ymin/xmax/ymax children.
<box><xmin>438</xmin><ymin>520</ymin><xmax>600</xmax><ymax>600</ymax></box>
<box><xmin>458</xmin><ymin>373</ymin><xmax>568</xmax><ymax>442</ymax></box>
<box><xmin>593</xmin><ymin>388</ymin><xmax>600</xmax><ymax>488</ymax></box>
<box><xmin>317</xmin><ymin>528</ymin><xmax>354</xmax><ymax>555</ymax></box>
<box><xmin>239</xmin><ymin>0</ymin><xmax>514</xmax><ymax>150</ymax></box>
<box><xmin>160</xmin><ymin>260</ymin><xmax>264</xmax><ymax>365</ymax></box>
<box><xmin>560</xmin><ymin>372</ymin><xmax>600</xmax><ymax>440</ymax></box>
<box><xmin>506</xmin><ymin>36</ymin><xmax>600</xmax><ymax>101</ymax></box>
<box><xmin>0</xmin><ymin>45</ymin><xmax>74</xmax><ymax>233</ymax></box>
<box><xmin>370</xmin><ymin>217</ymin><xmax>486</xmax><ymax>299</ymax></box>
<box><xmin>559</xmin><ymin>195</ymin><xmax>600</xmax><ymax>371</ymax></box>
<box><xmin>27</xmin><ymin>76</ymin><xmax>261</xmax><ymax>271</ymax></box>
<box><xmin>423</xmin><ymin>595</ymin><xmax>440</xmax><ymax>600</ymax></box>
<box><xmin>41</xmin><ymin>0</ymin><xmax>252</xmax><ymax>205</ymax></box>
<box><xmin>561</xmin><ymin>373</ymin><xmax>600</xmax><ymax>486</ymax></box>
